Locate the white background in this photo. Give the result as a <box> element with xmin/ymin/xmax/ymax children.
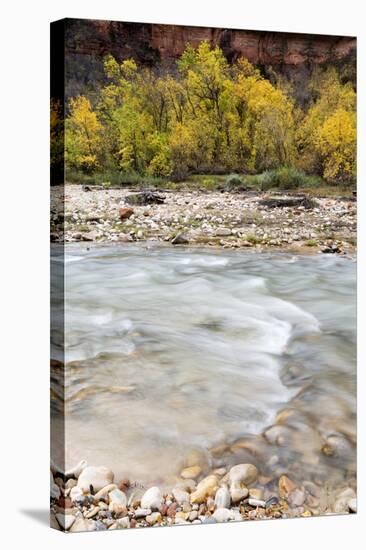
<box><xmin>0</xmin><ymin>0</ymin><xmax>364</xmax><ymax>548</ymax></box>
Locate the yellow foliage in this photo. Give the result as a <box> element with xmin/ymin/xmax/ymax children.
<box><xmin>316</xmin><ymin>108</ymin><xmax>356</xmax><ymax>182</ymax></box>
<box><xmin>297</xmin><ymin>68</ymin><xmax>356</xmax><ymax>178</ymax></box>
<box><xmin>65</xmin><ymin>96</ymin><xmax>102</xmax><ymax>171</ymax></box>
<box><xmin>63</xmin><ymin>43</ymin><xmax>356</xmax><ymax>183</ymax></box>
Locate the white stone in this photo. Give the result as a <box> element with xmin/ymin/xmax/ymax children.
<box><xmin>230</xmin><ymin>482</ymin><xmax>249</xmax><ymax>504</ymax></box>
<box><xmin>65</xmin><ymin>478</ymin><xmax>77</xmax><ymax>490</ymax></box>
<box><xmin>93</xmin><ymin>483</ymin><xmax>118</xmax><ymax>500</ymax></box>
<box><xmin>70</xmin><ymin>486</ymin><xmax>84</xmax><ymax>502</ymax></box>
<box><xmin>229</xmin><ymin>464</ymin><xmax>258</xmax><ymax>486</ymax></box>
<box><xmin>334</xmin><ymin>488</ymin><xmax>356</xmax><ymax>513</ymax></box>
<box><xmin>172</xmin><ymin>488</ymin><xmax>190</xmax><ymax>505</ymax></box>
<box><xmin>248</xmin><ymin>498</ymin><xmax>266</xmax><ymax>508</ymax></box>
<box><xmin>108</xmin><ymin>488</ymin><xmax>127</xmax><ymax>506</ymax></box>
<box><xmin>213</xmin><ymin>508</ymin><xmax>234</xmax><ymax>522</ymax></box>
<box><xmin>215</xmin><ymin>487</ymin><xmax>231</xmax><ymax>509</ymax></box>
<box><xmin>141</xmin><ymin>486</ymin><xmax>163</xmax><ymax>511</ymax></box>
<box><xmin>109</xmin><ymin>517</ymin><xmax>130</xmax><ymax>529</ymax></box>
<box><xmin>288</xmin><ymin>489</ymin><xmax>305</xmax><ymax>507</ymax></box>
<box><xmin>77</xmin><ymin>466</ymin><xmax>114</xmax><ymax>492</ymax></box>
<box><xmin>85</xmin><ymin>507</ymin><xmax>99</xmax><ymax>519</ymax></box>
<box><xmin>348</xmin><ymin>498</ymin><xmax>357</xmax><ymax>512</ymax></box>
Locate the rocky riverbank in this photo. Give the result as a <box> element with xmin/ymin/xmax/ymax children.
<box><xmin>51</xmin><ymin>185</ymin><xmax>357</xmax><ymax>254</ymax></box>
<box><xmin>50</xmin><ymin>458</ymin><xmax>357</xmax><ymax>532</ymax></box>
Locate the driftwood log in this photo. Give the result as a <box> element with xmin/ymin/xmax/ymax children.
<box><xmin>259</xmin><ymin>196</ymin><xmax>316</xmax><ymax>209</ymax></box>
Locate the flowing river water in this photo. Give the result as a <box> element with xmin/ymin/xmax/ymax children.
<box><xmin>52</xmin><ymin>244</ymin><xmax>356</xmax><ymax>496</ymax></box>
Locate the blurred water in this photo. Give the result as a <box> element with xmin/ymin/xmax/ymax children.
<box><xmin>52</xmin><ymin>244</ymin><xmax>356</xmax><ymax>488</ymax></box>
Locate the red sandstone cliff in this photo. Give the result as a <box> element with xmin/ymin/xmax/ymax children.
<box><xmin>63</xmin><ymin>19</ymin><xmax>356</xmax><ymax>99</ymax></box>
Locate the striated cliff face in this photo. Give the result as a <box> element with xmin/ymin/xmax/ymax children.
<box><xmin>64</xmin><ymin>19</ymin><xmax>356</xmax><ymax>100</ymax></box>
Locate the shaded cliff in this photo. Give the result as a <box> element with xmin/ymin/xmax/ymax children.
<box><xmin>63</xmin><ymin>19</ymin><xmax>356</xmax><ymax>102</ymax></box>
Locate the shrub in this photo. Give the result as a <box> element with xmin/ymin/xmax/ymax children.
<box><xmin>258</xmin><ymin>166</ymin><xmax>320</xmax><ymax>191</ymax></box>
<box><xmin>305</xmin><ymin>239</ymin><xmax>318</xmax><ymax>247</ymax></box>
<box><xmin>225</xmin><ymin>174</ymin><xmax>251</xmax><ymax>192</ymax></box>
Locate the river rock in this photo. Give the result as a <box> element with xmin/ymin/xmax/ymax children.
<box><xmin>85</xmin><ymin>506</ymin><xmax>100</xmax><ymax>519</ymax></box>
<box><xmin>180</xmin><ymin>466</ymin><xmax>202</xmax><ymax>479</ymax></box>
<box><xmin>119</xmin><ymin>207</ymin><xmax>134</xmax><ymax>220</ymax></box>
<box><xmin>229</xmin><ymin>482</ymin><xmax>249</xmax><ymax>504</ymax></box>
<box><xmin>213</xmin><ymin>508</ymin><xmax>234</xmax><ymax>522</ymax></box>
<box><xmin>65</xmin><ymin>478</ymin><xmax>77</xmax><ymax>490</ymax></box>
<box><xmin>189</xmin><ymin>510</ymin><xmax>199</xmax><ymax>521</ymax></box>
<box><xmin>190</xmin><ymin>475</ymin><xmax>219</xmax><ymax>504</ymax></box>
<box><xmin>111</xmin><ymin>517</ymin><xmax>130</xmax><ymax>529</ymax></box>
<box><xmin>146</xmin><ymin>512</ymin><xmax>162</xmax><ymax>525</ymax></box>
<box><xmin>348</xmin><ymin>498</ymin><xmax>357</xmax><ymax>513</ymax></box>
<box><xmin>278</xmin><ymin>475</ymin><xmax>297</xmax><ymax>499</ymax></box>
<box><xmin>55</xmin><ymin>513</ymin><xmax>75</xmax><ymax>531</ymax></box>
<box><xmin>333</xmin><ymin>488</ymin><xmax>356</xmax><ymax>513</ymax></box>
<box><xmin>321</xmin><ymin>434</ymin><xmax>352</xmax><ymax>457</ymax></box>
<box><xmin>288</xmin><ymin>489</ymin><xmax>306</xmax><ymax>507</ymax></box>
<box><xmin>81</xmin><ymin>230</ymin><xmax>99</xmax><ymax>242</ymax></box>
<box><xmin>265</xmin><ymin>496</ymin><xmax>280</xmax><ymax>509</ymax></box>
<box><xmin>172</xmin><ymin>488</ymin><xmax>190</xmax><ymax>505</ymax></box>
<box><xmin>108</xmin><ymin>488</ymin><xmax>127</xmax><ymax>507</ymax></box>
<box><xmin>172</xmin><ymin>233</ymin><xmax>189</xmax><ymax>245</ymax></box>
<box><xmin>141</xmin><ymin>486</ymin><xmax>163</xmax><ymax>511</ymax></box>
<box><xmin>93</xmin><ymin>483</ymin><xmax>118</xmax><ymax>500</ymax></box>
<box><xmin>72</xmin><ymin>518</ymin><xmax>96</xmax><ymax>532</ymax></box>
<box><xmin>166</xmin><ymin>503</ymin><xmax>178</xmax><ymax>517</ymax></box>
<box><xmin>70</xmin><ymin>486</ymin><xmax>84</xmax><ymax>503</ymax></box>
<box><xmin>206</xmin><ymin>496</ymin><xmax>215</xmax><ymax>512</ymax></box>
<box><xmin>77</xmin><ymin>466</ymin><xmax>114</xmax><ymax>493</ymax></box>
<box><xmin>264</xmin><ymin>425</ymin><xmax>292</xmax><ymax>446</ymax></box>
<box><xmin>249</xmin><ymin>488</ymin><xmax>264</xmax><ymax>500</ymax></box>
<box><xmin>248</xmin><ymin>498</ymin><xmax>266</xmax><ymax>508</ymax></box>
<box><xmin>229</xmin><ymin>464</ymin><xmax>258</xmax><ymax>486</ymax></box>
<box><xmin>175</xmin><ymin>512</ymin><xmax>189</xmax><ymax>524</ymax></box>
<box><xmin>212</xmin><ymin>467</ymin><xmax>227</xmax><ymax>477</ymax></box>
<box><xmin>215</xmin><ymin>487</ymin><xmax>231</xmax><ymax>509</ymax></box>
<box><xmin>175</xmin><ymin>478</ymin><xmax>197</xmax><ymax>492</ymax></box>
<box><xmin>303</xmin><ymin>481</ymin><xmax>321</xmax><ymax>498</ymax></box>
<box><xmin>128</xmin><ymin>488</ymin><xmax>145</xmax><ymax>507</ymax></box>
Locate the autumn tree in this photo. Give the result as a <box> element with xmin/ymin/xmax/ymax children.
<box><xmin>315</xmin><ymin>108</ymin><xmax>356</xmax><ymax>182</ymax></box>
<box><xmin>64</xmin><ymin>43</ymin><xmax>356</xmax><ymax>184</ymax></box>
<box><xmin>65</xmin><ymin>96</ymin><xmax>102</xmax><ymax>172</ymax></box>
<box><xmin>50</xmin><ymin>98</ymin><xmax>64</xmax><ymax>183</ymax></box>
<box><xmin>297</xmin><ymin>68</ymin><xmax>356</xmax><ymax>181</ymax></box>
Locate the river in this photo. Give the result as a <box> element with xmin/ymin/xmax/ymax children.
<box><xmin>52</xmin><ymin>244</ymin><xmax>356</xmax><ymax>494</ymax></box>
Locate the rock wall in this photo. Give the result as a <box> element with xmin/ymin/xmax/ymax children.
<box><xmin>63</xmin><ymin>19</ymin><xmax>356</xmax><ymax>100</ymax></box>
